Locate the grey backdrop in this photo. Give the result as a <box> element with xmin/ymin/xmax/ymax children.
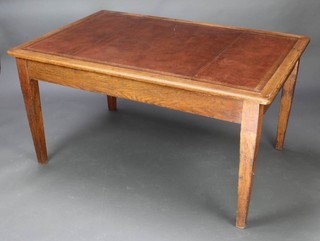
<box><xmin>0</xmin><ymin>1</ymin><xmax>319</xmax><ymax>241</ymax></box>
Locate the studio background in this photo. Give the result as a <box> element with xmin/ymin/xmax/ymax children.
<box><xmin>0</xmin><ymin>1</ymin><xmax>319</xmax><ymax>241</ymax></box>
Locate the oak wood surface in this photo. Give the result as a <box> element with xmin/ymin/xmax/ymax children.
<box><xmin>237</xmin><ymin>101</ymin><xmax>264</xmax><ymax>228</ymax></box>
<box><xmin>16</xmin><ymin>59</ymin><xmax>48</xmax><ymax>164</ymax></box>
<box><xmin>274</xmin><ymin>61</ymin><xmax>299</xmax><ymax>150</ymax></box>
<box><xmin>7</xmin><ymin>48</ymin><xmax>270</xmax><ymax>104</ymax></box>
<box><xmin>27</xmin><ymin>61</ymin><xmax>243</xmax><ymax>123</ymax></box>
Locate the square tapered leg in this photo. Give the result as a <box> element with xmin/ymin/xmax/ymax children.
<box><xmin>236</xmin><ymin>101</ymin><xmax>264</xmax><ymax>228</ymax></box>
<box><xmin>17</xmin><ymin>59</ymin><xmax>48</xmax><ymax>164</ymax></box>
<box><xmin>275</xmin><ymin>61</ymin><xmax>299</xmax><ymax>150</ymax></box>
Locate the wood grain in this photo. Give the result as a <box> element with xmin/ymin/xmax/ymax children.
<box><xmin>274</xmin><ymin>61</ymin><xmax>299</xmax><ymax>150</ymax></box>
<box><xmin>261</xmin><ymin>41</ymin><xmax>307</xmax><ymax>104</ymax></box>
<box><xmin>236</xmin><ymin>101</ymin><xmax>264</xmax><ymax>228</ymax></box>
<box><xmin>16</xmin><ymin>59</ymin><xmax>48</xmax><ymax>164</ymax></box>
<box><xmin>8</xmin><ymin>48</ymin><xmax>269</xmax><ymax>104</ymax></box>
<box><xmin>28</xmin><ymin>60</ymin><xmax>243</xmax><ymax>123</ymax></box>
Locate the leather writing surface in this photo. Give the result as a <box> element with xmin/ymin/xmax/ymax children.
<box><xmin>26</xmin><ymin>10</ymin><xmax>297</xmax><ymax>91</ymax></box>
<box><xmin>195</xmin><ymin>33</ymin><xmax>296</xmax><ymax>90</ymax></box>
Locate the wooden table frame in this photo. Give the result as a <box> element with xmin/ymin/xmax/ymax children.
<box><xmin>8</xmin><ymin>11</ymin><xmax>309</xmax><ymax>228</ymax></box>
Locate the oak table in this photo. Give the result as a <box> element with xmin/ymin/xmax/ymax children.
<box><xmin>8</xmin><ymin>10</ymin><xmax>309</xmax><ymax>228</ymax></box>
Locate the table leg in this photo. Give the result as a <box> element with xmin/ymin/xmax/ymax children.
<box><xmin>16</xmin><ymin>59</ymin><xmax>48</xmax><ymax>164</ymax></box>
<box><xmin>274</xmin><ymin>61</ymin><xmax>299</xmax><ymax>150</ymax></box>
<box><xmin>107</xmin><ymin>95</ymin><xmax>117</xmax><ymax>111</ymax></box>
<box><xmin>236</xmin><ymin>101</ymin><xmax>264</xmax><ymax>228</ymax></box>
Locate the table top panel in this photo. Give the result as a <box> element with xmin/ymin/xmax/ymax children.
<box><xmin>24</xmin><ymin>11</ymin><xmax>299</xmax><ymax>92</ymax></box>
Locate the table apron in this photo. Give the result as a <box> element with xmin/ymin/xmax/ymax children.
<box><xmin>27</xmin><ymin>60</ymin><xmax>243</xmax><ymax>123</ymax></box>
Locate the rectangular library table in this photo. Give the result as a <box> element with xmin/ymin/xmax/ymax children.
<box><xmin>8</xmin><ymin>10</ymin><xmax>309</xmax><ymax>228</ymax></box>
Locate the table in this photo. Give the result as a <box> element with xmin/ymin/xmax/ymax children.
<box><xmin>7</xmin><ymin>10</ymin><xmax>309</xmax><ymax>228</ymax></box>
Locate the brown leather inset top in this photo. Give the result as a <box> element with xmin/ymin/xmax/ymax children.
<box><xmin>25</xmin><ymin>10</ymin><xmax>297</xmax><ymax>92</ymax></box>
